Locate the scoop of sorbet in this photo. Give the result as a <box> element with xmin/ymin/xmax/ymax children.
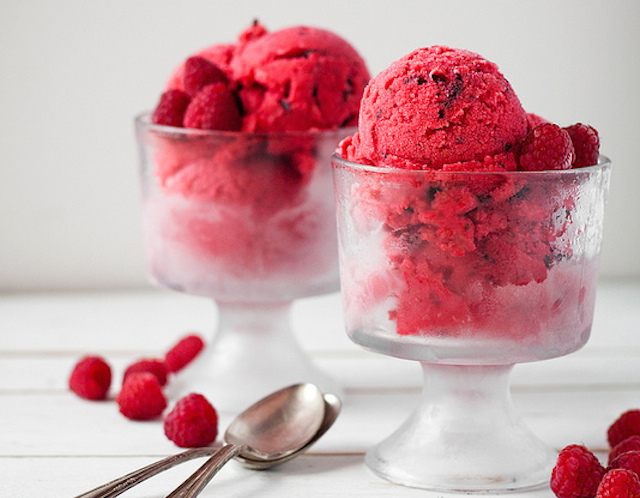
<box><xmin>343</xmin><ymin>45</ymin><xmax>528</xmax><ymax>171</ymax></box>
<box><xmin>164</xmin><ymin>23</ymin><xmax>370</xmax><ymax>133</ymax></box>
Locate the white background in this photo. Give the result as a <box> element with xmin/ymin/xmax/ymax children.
<box><xmin>1</xmin><ymin>0</ymin><xmax>639</xmax><ymax>291</ymax></box>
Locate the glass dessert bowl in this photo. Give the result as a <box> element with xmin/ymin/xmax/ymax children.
<box><xmin>332</xmin><ymin>154</ymin><xmax>611</xmax><ymax>492</ymax></box>
<box><xmin>136</xmin><ymin>113</ymin><xmax>352</xmax><ymax>411</ymax></box>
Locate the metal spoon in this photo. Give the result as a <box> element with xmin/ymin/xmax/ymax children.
<box><xmin>74</xmin><ymin>383</ymin><xmax>327</xmax><ymax>498</ymax></box>
<box><xmin>237</xmin><ymin>392</ymin><xmax>341</xmax><ymax>469</ymax></box>
<box><xmin>165</xmin><ymin>388</ymin><xmax>339</xmax><ymax>497</ymax></box>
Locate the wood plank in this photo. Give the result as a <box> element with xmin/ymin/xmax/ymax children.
<box><xmin>1</xmin><ymin>384</ymin><xmax>635</xmax><ymax>458</ymax></box>
<box><xmin>1</xmin><ymin>350</ymin><xmax>638</xmax><ymax>394</ymax></box>
<box><xmin>0</xmin><ymin>454</ymin><xmax>580</xmax><ymax>498</ymax></box>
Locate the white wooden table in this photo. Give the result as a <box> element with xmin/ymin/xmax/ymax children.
<box><xmin>1</xmin><ymin>280</ymin><xmax>638</xmax><ymax>497</ymax></box>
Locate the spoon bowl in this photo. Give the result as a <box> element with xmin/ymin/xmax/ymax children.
<box><xmin>237</xmin><ymin>392</ymin><xmax>342</xmax><ymax>469</ymax></box>
<box><xmin>225</xmin><ymin>382</ymin><xmax>326</xmax><ymax>461</ymax></box>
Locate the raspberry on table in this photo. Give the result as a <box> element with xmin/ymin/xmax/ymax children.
<box><xmin>164</xmin><ymin>393</ymin><xmax>218</xmax><ymax>448</ymax></box>
<box><xmin>608</xmin><ymin>410</ymin><xmax>640</xmax><ymax>448</ymax></box>
<box><xmin>123</xmin><ymin>358</ymin><xmax>169</xmax><ymax>387</ymax></box>
<box><xmin>117</xmin><ymin>372</ymin><xmax>167</xmax><ymax>421</ymax></box>
<box><xmin>564</xmin><ymin>123</ymin><xmax>600</xmax><ymax>168</ymax></box>
<box><xmin>596</xmin><ymin>469</ymin><xmax>640</xmax><ymax>498</ymax></box>
<box><xmin>610</xmin><ymin>436</ymin><xmax>640</xmax><ymax>465</ymax></box>
<box><xmin>69</xmin><ymin>356</ymin><xmax>112</xmax><ymax>401</ymax></box>
<box><xmin>519</xmin><ymin>123</ymin><xmax>575</xmax><ymax>171</ymax></box>
<box><xmin>183</xmin><ymin>56</ymin><xmax>228</xmax><ymax>97</ymax></box>
<box><xmin>164</xmin><ymin>334</ymin><xmax>205</xmax><ymax>373</ymax></box>
<box><xmin>183</xmin><ymin>82</ymin><xmax>242</xmax><ymax>131</ymax></box>
<box><xmin>151</xmin><ymin>89</ymin><xmax>191</xmax><ymax>127</ymax></box>
<box><xmin>609</xmin><ymin>450</ymin><xmax>640</xmax><ymax>476</ymax></box>
<box><xmin>550</xmin><ymin>444</ymin><xmax>605</xmax><ymax>498</ymax></box>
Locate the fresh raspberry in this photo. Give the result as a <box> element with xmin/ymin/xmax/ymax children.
<box><xmin>608</xmin><ymin>410</ymin><xmax>640</xmax><ymax>448</ymax></box>
<box><xmin>183</xmin><ymin>83</ymin><xmax>242</xmax><ymax>131</ymax></box>
<box><xmin>526</xmin><ymin>112</ymin><xmax>548</xmax><ymax>130</ymax></box>
<box><xmin>238</xmin><ymin>20</ymin><xmax>268</xmax><ymax>44</ymax></box>
<box><xmin>164</xmin><ymin>393</ymin><xmax>218</xmax><ymax>448</ymax></box>
<box><xmin>610</xmin><ymin>436</ymin><xmax>640</xmax><ymax>465</ymax></box>
<box><xmin>69</xmin><ymin>356</ymin><xmax>112</xmax><ymax>401</ymax></box>
<box><xmin>609</xmin><ymin>450</ymin><xmax>640</xmax><ymax>476</ymax></box>
<box><xmin>550</xmin><ymin>444</ymin><xmax>605</xmax><ymax>498</ymax></box>
<box><xmin>151</xmin><ymin>89</ymin><xmax>191</xmax><ymax>127</ymax></box>
<box><xmin>123</xmin><ymin>358</ymin><xmax>169</xmax><ymax>387</ymax></box>
<box><xmin>596</xmin><ymin>469</ymin><xmax>640</xmax><ymax>498</ymax></box>
<box><xmin>564</xmin><ymin>123</ymin><xmax>600</xmax><ymax>168</ymax></box>
<box><xmin>183</xmin><ymin>57</ymin><xmax>228</xmax><ymax>97</ymax></box>
<box><xmin>519</xmin><ymin>123</ymin><xmax>575</xmax><ymax>171</ymax></box>
<box><xmin>164</xmin><ymin>334</ymin><xmax>205</xmax><ymax>373</ymax></box>
<box><xmin>117</xmin><ymin>372</ymin><xmax>167</xmax><ymax>421</ymax></box>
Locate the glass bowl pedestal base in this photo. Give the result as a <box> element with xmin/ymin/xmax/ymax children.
<box><xmin>166</xmin><ymin>300</ymin><xmax>340</xmax><ymax>412</ymax></box>
<box><xmin>366</xmin><ymin>363</ymin><xmax>554</xmax><ymax>492</ymax></box>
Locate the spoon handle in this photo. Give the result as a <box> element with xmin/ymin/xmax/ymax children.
<box><xmin>73</xmin><ymin>447</ymin><xmax>216</xmax><ymax>498</ymax></box>
<box><xmin>166</xmin><ymin>444</ymin><xmax>245</xmax><ymax>498</ymax></box>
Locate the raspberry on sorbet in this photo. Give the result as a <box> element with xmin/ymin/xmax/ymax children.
<box><xmin>151</xmin><ymin>89</ymin><xmax>191</xmax><ymax>127</ymax></box>
<box><xmin>519</xmin><ymin>123</ymin><xmax>575</xmax><ymax>171</ymax></box>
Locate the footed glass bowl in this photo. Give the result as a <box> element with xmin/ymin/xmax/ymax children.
<box><xmin>332</xmin><ymin>154</ymin><xmax>611</xmax><ymax>492</ymax></box>
<box><xmin>135</xmin><ymin>113</ymin><xmax>353</xmax><ymax>411</ymax></box>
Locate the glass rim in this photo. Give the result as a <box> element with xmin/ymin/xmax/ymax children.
<box><xmin>135</xmin><ymin>111</ymin><xmax>358</xmax><ymax>139</ymax></box>
<box><xmin>331</xmin><ymin>152</ymin><xmax>611</xmax><ymax>177</ymax></box>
